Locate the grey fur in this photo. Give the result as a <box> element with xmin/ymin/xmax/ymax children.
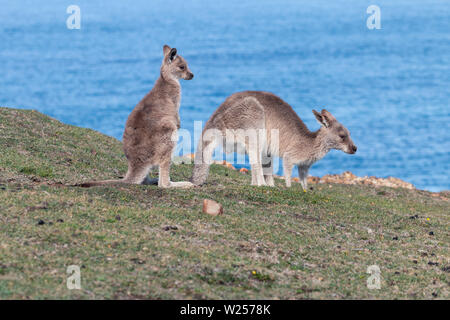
<box><xmin>79</xmin><ymin>45</ymin><xmax>194</xmax><ymax>188</ymax></box>
<box><xmin>192</xmin><ymin>91</ymin><xmax>357</xmax><ymax>190</ymax></box>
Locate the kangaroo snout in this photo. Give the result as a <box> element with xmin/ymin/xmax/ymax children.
<box><xmin>348</xmin><ymin>145</ymin><xmax>357</xmax><ymax>154</ymax></box>
<box><xmin>186</xmin><ymin>72</ymin><xmax>194</xmax><ymax>80</ymax></box>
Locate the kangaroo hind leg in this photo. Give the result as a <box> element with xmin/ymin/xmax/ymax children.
<box><xmin>159</xmin><ymin>161</ymin><xmax>194</xmax><ymax>189</ymax></box>
<box><xmin>238</xmin><ymin>97</ymin><xmax>266</xmax><ymax>187</ymax></box>
<box><xmin>124</xmin><ymin>163</ymin><xmax>153</xmax><ymax>185</ymax></box>
<box><xmin>298</xmin><ymin>165</ymin><xmax>310</xmax><ymax>192</ymax></box>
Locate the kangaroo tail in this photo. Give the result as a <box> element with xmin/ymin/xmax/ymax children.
<box><xmin>74</xmin><ymin>179</ymin><xmax>125</xmax><ymax>188</ymax></box>
<box><xmin>191</xmin><ymin>135</ymin><xmax>217</xmax><ymax>186</ymax></box>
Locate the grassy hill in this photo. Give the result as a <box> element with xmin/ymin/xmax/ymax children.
<box><xmin>0</xmin><ymin>107</ymin><xmax>448</xmax><ymax>299</ymax></box>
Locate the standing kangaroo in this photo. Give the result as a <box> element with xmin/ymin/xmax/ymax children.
<box><xmin>80</xmin><ymin>45</ymin><xmax>194</xmax><ymax>188</ymax></box>
<box><xmin>191</xmin><ymin>91</ymin><xmax>357</xmax><ymax>190</ymax></box>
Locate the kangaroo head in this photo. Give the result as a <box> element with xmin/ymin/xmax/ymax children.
<box><xmin>161</xmin><ymin>45</ymin><xmax>194</xmax><ymax>81</ymax></box>
<box><xmin>313</xmin><ymin>109</ymin><xmax>357</xmax><ymax>154</ymax></box>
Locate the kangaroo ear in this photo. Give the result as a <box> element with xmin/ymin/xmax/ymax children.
<box><xmin>321</xmin><ymin>109</ymin><xmax>336</xmax><ymax>126</ymax></box>
<box><xmin>167</xmin><ymin>48</ymin><xmax>177</xmax><ymax>63</ymax></box>
<box><xmin>313</xmin><ymin>109</ymin><xmax>329</xmax><ymax>128</ymax></box>
<box><xmin>163</xmin><ymin>45</ymin><xmax>171</xmax><ymax>56</ymax></box>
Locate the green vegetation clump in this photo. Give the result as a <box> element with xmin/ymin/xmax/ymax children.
<box><xmin>0</xmin><ymin>107</ymin><xmax>448</xmax><ymax>299</ymax></box>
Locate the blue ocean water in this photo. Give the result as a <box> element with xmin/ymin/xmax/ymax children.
<box><xmin>0</xmin><ymin>0</ymin><xmax>449</xmax><ymax>191</ymax></box>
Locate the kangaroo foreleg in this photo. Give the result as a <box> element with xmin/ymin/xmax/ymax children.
<box><xmin>298</xmin><ymin>165</ymin><xmax>310</xmax><ymax>191</ymax></box>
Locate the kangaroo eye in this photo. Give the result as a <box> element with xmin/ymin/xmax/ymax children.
<box><xmin>179</xmin><ymin>65</ymin><xmax>185</xmax><ymax>70</ymax></box>
<box><xmin>339</xmin><ymin>135</ymin><xmax>346</xmax><ymax>140</ymax></box>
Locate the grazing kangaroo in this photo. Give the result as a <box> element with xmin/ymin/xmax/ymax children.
<box><xmin>80</xmin><ymin>45</ymin><xmax>194</xmax><ymax>188</ymax></box>
<box><xmin>191</xmin><ymin>91</ymin><xmax>357</xmax><ymax>190</ymax></box>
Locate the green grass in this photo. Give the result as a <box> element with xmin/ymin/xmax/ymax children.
<box><xmin>0</xmin><ymin>107</ymin><xmax>448</xmax><ymax>299</ymax></box>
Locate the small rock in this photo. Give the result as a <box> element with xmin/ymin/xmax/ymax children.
<box><xmin>307</xmin><ymin>176</ymin><xmax>320</xmax><ymax>184</ymax></box>
<box><xmin>428</xmin><ymin>231</ymin><xmax>434</xmax><ymax>236</ymax></box>
<box><xmin>392</xmin><ymin>236</ymin><xmax>398</xmax><ymax>240</ymax></box>
<box><xmin>223</xmin><ymin>161</ymin><xmax>236</xmax><ymax>170</ymax></box>
<box><xmin>115</xmin><ymin>215</ymin><xmax>121</xmax><ymax>221</ymax></box>
<box><xmin>202</xmin><ymin>199</ymin><xmax>223</xmax><ymax>216</ymax></box>
<box><xmin>428</xmin><ymin>261</ymin><xmax>439</xmax><ymax>266</ymax></box>
<box><xmin>37</xmin><ymin>219</ymin><xmax>45</xmax><ymax>225</ymax></box>
<box><xmin>57</xmin><ymin>219</ymin><xmax>64</xmax><ymax>223</ymax></box>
